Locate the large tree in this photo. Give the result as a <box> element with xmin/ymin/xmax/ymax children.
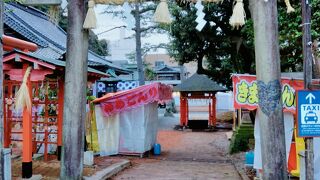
<box><xmin>168</xmin><ymin>0</ymin><xmax>253</xmax><ymax>88</ymax></box>
<box><xmin>167</xmin><ymin>0</ymin><xmax>320</xmax><ymax>87</ymax></box>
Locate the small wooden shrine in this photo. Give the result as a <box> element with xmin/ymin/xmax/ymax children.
<box><xmin>2</xmin><ymin>35</ymin><xmax>107</xmax><ymax>178</ymax></box>
<box><xmin>174</xmin><ymin>73</ymin><xmax>227</xmax><ymax>128</ymax></box>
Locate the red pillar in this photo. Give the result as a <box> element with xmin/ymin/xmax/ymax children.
<box><xmin>57</xmin><ymin>78</ymin><xmax>64</xmax><ymax>160</ymax></box>
<box><xmin>208</xmin><ymin>101</ymin><xmax>212</xmax><ymax>126</ymax></box>
<box><xmin>212</xmin><ymin>96</ymin><xmax>216</xmax><ymax>127</ymax></box>
<box><xmin>186</xmin><ymin>98</ymin><xmax>189</xmax><ymax>126</ymax></box>
<box><xmin>180</xmin><ymin>96</ymin><xmax>186</xmax><ymax>126</ymax></box>
<box><xmin>22</xmin><ymin>66</ymin><xmax>33</xmax><ymax>178</ymax></box>
<box><xmin>4</xmin><ymin>83</ymin><xmax>13</xmax><ymax>148</ymax></box>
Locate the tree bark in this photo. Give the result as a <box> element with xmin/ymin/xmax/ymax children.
<box><xmin>301</xmin><ymin>0</ymin><xmax>314</xmax><ymax>179</ymax></box>
<box><xmin>134</xmin><ymin>2</ymin><xmax>145</xmax><ymax>85</ymax></box>
<box><xmin>60</xmin><ymin>0</ymin><xmax>87</xmax><ymax>179</ymax></box>
<box><xmin>250</xmin><ymin>0</ymin><xmax>288</xmax><ymax>179</ymax></box>
<box><xmin>0</xmin><ymin>1</ymin><xmax>4</xmax><ymax>179</ymax></box>
<box><xmin>0</xmin><ymin>0</ymin><xmax>4</xmax><ymax>150</ymax></box>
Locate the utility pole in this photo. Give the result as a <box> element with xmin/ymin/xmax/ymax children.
<box><xmin>301</xmin><ymin>0</ymin><xmax>314</xmax><ymax>178</ymax></box>
<box><xmin>249</xmin><ymin>0</ymin><xmax>288</xmax><ymax>179</ymax></box>
<box><xmin>134</xmin><ymin>1</ymin><xmax>145</xmax><ymax>86</ymax></box>
<box><xmin>60</xmin><ymin>0</ymin><xmax>87</xmax><ymax>178</ymax></box>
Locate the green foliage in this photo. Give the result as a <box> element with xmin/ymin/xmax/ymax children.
<box><xmin>167</xmin><ymin>0</ymin><xmax>320</xmax><ymax>87</ymax></box>
<box><xmin>88</xmin><ymin>31</ymin><xmax>110</xmax><ymax>56</ymax></box>
<box><xmin>144</xmin><ymin>63</ymin><xmax>156</xmax><ymax>80</ymax></box>
<box><xmin>168</xmin><ymin>0</ymin><xmax>254</xmax><ymax>88</ymax></box>
<box><xmin>229</xmin><ymin>125</ymin><xmax>254</xmax><ymax>154</ymax></box>
<box><xmin>277</xmin><ymin>0</ymin><xmax>320</xmax><ymax>72</ymax></box>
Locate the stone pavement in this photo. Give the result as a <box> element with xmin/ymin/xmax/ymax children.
<box><xmin>112</xmin><ymin>159</ymin><xmax>240</xmax><ymax>180</ymax></box>
<box><xmin>112</xmin><ymin>112</ymin><xmax>242</xmax><ymax>180</ymax></box>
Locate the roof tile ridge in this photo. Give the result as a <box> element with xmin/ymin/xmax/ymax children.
<box><xmin>6</xmin><ymin>4</ymin><xmax>66</xmax><ymax>51</ymax></box>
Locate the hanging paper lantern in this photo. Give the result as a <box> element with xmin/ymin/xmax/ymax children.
<box><xmin>229</xmin><ymin>0</ymin><xmax>246</xmax><ymax>29</ymax></box>
<box><xmin>83</xmin><ymin>0</ymin><xmax>97</xmax><ymax>29</ymax></box>
<box><xmin>284</xmin><ymin>0</ymin><xmax>295</xmax><ymax>13</ymax></box>
<box><xmin>154</xmin><ymin>0</ymin><xmax>172</xmax><ymax>24</ymax></box>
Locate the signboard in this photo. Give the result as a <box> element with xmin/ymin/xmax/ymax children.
<box><xmin>297</xmin><ymin>90</ymin><xmax>320</xmax><ymax>137</ymax></box>
<box><xmin>232</xmin><ymin>74</ymin><xmax>304</xmax><ymax>113</ymax></box>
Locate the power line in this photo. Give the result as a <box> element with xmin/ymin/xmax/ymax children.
<box><xmin>96</xmin><ymin>25</ymin><xmax>126</xmax><ymax>36</ymax></box>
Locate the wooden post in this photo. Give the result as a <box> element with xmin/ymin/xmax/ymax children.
<box><xmin>60</xmin><ymin>0</ymin><xmax>87</xmax><ymax>178</ymax></box>
<box><xmin>238</xmin><ymin>108</ymin><xmax>242</xmax><ymax>126</ymax></box>
<box><xmin>22</xmin><ymin>65</ymin><xmax>33</xmax><ymax>178</ymax></box>
<box><xmin>301</xmin><ymin>0</ymin><xmax>314</xmax><ymax>178</ymax></box>
<box><xmin>250</xmin><ymin>0</ymin><xmax>288</xmax><ymax>179</ymax></box>
<box><xmin>232</xmin><ymin>111</ymin><xmax>236</xmax><ymax>131</ymax></box>
<box><xmin>57</xmin><ymin>78</ymin><xmax>64</xmax><ymax>160</ymax></box>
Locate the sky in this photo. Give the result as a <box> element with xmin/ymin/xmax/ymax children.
<box><xmin>62</xmin><ymin>1</ymin><xmax>169</xmax><ymax>54</ymax></box>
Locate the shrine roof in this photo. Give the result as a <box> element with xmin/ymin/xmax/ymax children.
<box><xmin>4</xmin><ymin>2</ymin><xmax>131</xmax><ymax>74</ymax></box>
<box><xmin>4</xmin><ymin>50</ymin><xmax>108</xmax><ymax>77</ymax></box>
<box><xmin>174</xmin><ymin>73</ymin><xmax>227</xmax><ymax>92</ymax></box>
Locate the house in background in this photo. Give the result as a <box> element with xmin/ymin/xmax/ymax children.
<box><xmin>144</xmin><ymin>54</ymin><xmax>198</xmax><ymax>80</ymax></box>
<box><xmin>154</xmin><ymin>65</ymin><xmax>181</xmax><ymax>81</ymax></box>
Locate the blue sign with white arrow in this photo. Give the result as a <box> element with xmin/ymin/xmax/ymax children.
<box><xmin>297</xmin><ymin>90</ymin><xmax>320</xmax><ymax>137</ymax></box>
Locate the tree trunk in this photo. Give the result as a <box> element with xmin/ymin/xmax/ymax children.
<box><xmin>0</xmin><ymin>0</ymin><xmax>4</xmax><ymax>150</ymax></box>
<box><xmin>134</xmin><ymin>2</ymin><xmax>145</xmax><ymax>85</ymax></box>
<box><xmin>60</xmin><ymin>0</ymin><xmax>87</xmax><ymax>178</ymax></box>
<box><xmin>0</xmin><ymin>1</ymin><xmax>4</xmax><ymax>179</ymax></box>
<box><xmin>301</xmin><ymin>0</ymin><xmax>314</xmax><ymax>179</ymax></box>
<box><xmin>249</xmin><ymin>0</ymin><xmax>288</xmax><ymax>179</ymax></box>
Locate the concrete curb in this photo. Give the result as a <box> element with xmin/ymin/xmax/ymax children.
<box><xmin>231</xmin><ymin>160</ymin><xmax>250</xmax><ymax>180</ymax></box>
<box><xmin>83</xmin><ymin>160</ymin><xmax>130</xmax><ymax>180</ymax></box>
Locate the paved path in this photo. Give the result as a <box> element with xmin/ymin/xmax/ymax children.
<box><xmin>112</xmin><ymin>111</ymin><xmax>241</xmax><ymax>180</ymax></box>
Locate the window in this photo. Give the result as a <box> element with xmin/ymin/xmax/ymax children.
<box><xmin>155</xmin><ymin>61</ymin><xmax>165</xmax><ymax>67</ymax></box>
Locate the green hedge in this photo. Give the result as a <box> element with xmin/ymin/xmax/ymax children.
<box><xmin>229</xmin><ymin>125</ymin><xmax>254</xmax><ymax>154</ymax></box>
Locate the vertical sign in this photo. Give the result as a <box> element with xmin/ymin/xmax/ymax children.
<box><xmin>297</xmin><ymin>90</ymin><xmax>320</xmax><ymax>137</ymax></box>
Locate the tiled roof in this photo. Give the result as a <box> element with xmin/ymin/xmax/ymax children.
<box><xmin>10</xmin><ymin>50</ymin><xmax>108</xmax><ymax>76</ymax></box>
<box><xmin>174</xmin><ymin>73</ymin><xmax>228</xmax><ymax>92</ymax></box>
<box><xmin>3</xmin><ymin>2</ymin><xmax>131</xmax><ymax>74</ymax></box>
<box><xmin>154</xmin><ymin>66</ymin><xmax>180</xmax><ymax>73</ymax></box>
<box><xmin>5</xmin><ymin>3</ymin><xmax>65</xmax><ymax>50</ymax></box>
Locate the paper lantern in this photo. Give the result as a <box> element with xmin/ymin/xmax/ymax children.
<box><xmin>285</xmin><ymin>0</ymin><xmax>295</xmax><ymax>13</ymax></box>
<box><xmin>83</xmin><ymin>0</ymin><xmax>97</xmax><ymax>29</ymax></box>
<box><xmin>229</xmin><ymin>0</ymin><xmax>245</xmax><ymax>29</ymax></box>
<box><xmin>154</xmin><ymin>0</ymin><xmax>172</xmax><ymax>24</ymax></box>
